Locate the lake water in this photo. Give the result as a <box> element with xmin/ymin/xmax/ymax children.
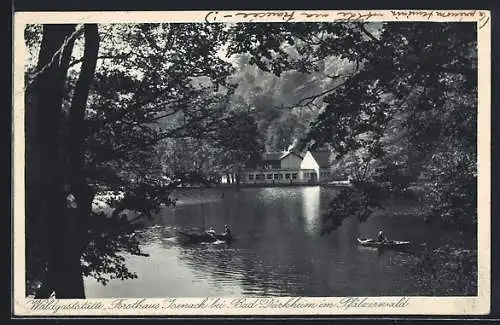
<box><xmin>84</xmin><ymin>186</ymin><xmax>466</xmax><ymax>297</ymax></box>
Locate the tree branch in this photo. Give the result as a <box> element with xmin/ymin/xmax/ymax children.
<box><xmin>68</xmin><ymin>52</ymin><xmax>133</xmax><ymax>68</ymax></box>
<box><xmin>296</xmin><ymin>79</ymin><xmax>349</xmax><ymax>107</ymax></box>
<box><xmin>356</xmin><ymin>23</ymin><xmax>384</xmax><ymax>47</ymax></box>
<box><xmin>27</xmin><ymin>24</ymin><xmax>84</xmax><ymax>89</ymax></box>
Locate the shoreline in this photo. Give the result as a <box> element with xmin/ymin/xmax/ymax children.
<box><xmin>175</xmin><ymin>182</ymin><xmax>352</xmax><ymax>189</ymax></box>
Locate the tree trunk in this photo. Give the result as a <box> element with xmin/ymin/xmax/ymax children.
<box><xmin>56</xmin><ymin>24</ymin><xmax>100</xmax><ymax>299</ymax></box>
<box><xmin>32</xmin><ymin>24</ymin><xmax>77</xmax><ymax>298</ymax></box>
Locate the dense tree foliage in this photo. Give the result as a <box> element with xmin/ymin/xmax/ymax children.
<box><xmin>161</xmin><ymin>109</ymin><xmax>263</xmax><ymax>185</ymax></box>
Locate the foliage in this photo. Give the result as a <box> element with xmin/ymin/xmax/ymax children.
<box><xmin>211</xmin><ymin>110</ymin><xmax>263</xmax><ymax>172</ymax></box>
<box><xmin>421</xmin><ymin>148</ymin><xmax>477</xmax><ymax>230</ymax></box>
<box><xmin>405</xmin><ymin>246</ymin><xmax>477</xmax><ymax>295</ymax></box>
<box><xmin>84</xmin><ymin>23</ymin><xmax>236</xmax><ymax>181</ymax></box>
<box><xmin>320</xmin><ymin>181</ymin><xmax>386</xmax><ymax>235</ymax></box>
<box><xmin>81</xmin><ymin>211</ymin><xmax>147</xmax><ymax>285</ymax></box>
<box><xmin>160</xmin><ymin>109</ymin><xmax>263</xmax><ymax>184</ymax></box>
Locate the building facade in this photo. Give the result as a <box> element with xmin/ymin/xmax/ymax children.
<box><xmin>233</xmin><ymin>150</ymin><xmax>333</xmax><ymax>185</ymax></box>
<box><xmin>300</xmin><ymin>151</ymin><xmax>332</xmax><ymax>182</ymax></box>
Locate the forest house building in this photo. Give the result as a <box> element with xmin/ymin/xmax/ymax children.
<box><xmin>230</xmin><ymin>150</ymin><xmax>333</xmax><ymax>185</ymax></box>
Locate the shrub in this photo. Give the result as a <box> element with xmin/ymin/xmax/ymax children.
<box><xmin>421</xmin><ymin>149</ymin><xmax>477</xmax><ymax>230</ymax></box>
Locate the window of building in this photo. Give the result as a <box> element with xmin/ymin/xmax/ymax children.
<box><xmin>273</xmin><ymin>174</ymin><xmax>279</xmax><ymax>180</ymax></box>
<box><xmin>292</xmin><ymin>173</ymin><xmax>298</xmax><ymax>179</ymax></box>
<box><xmin>279</xmin><ymin>174</ymin><xmax>284</xmax><ymax>179</ymax></box>
<box><xmin>266</xmin><ymin>174</ymin><xmax>273</xmax><ymax>180</ymax></box>
<box><xmin>248</xmin><ymin>174</ymin><xmax>254</xmax><ymax>180</ymax></box>
<box><xmin>285</xmin><ymin>173</ymin><xmax>291</xmax><ymax>179</ymax></box>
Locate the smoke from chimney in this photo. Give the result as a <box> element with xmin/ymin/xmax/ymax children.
<box><xmin>287</xmin><ymin>138</ymin><xmax>298</xmax><ymax>152</ymax></box>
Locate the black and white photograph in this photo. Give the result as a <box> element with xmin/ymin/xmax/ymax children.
<box><xmin>13</xmin><ymin>10</ymin><xmax>490</xmax><ymax>315</ymax></box>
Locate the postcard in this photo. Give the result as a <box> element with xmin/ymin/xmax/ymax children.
<box><xmin>12</xmin><ymin>9</ymin><xmax>490</xmax><ymax>316</ymax></box>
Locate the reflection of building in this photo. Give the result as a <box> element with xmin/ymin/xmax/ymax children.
<box><xmin>301</xmin><ymin>186</ymin><xmax>321</xmax><ymax>235</ymax></box>
<box><xmin>232</xmin><ymin>150</ymin><xmax>333</xmax><ymax>185</ymax></box>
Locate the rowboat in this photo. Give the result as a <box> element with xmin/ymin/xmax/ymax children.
<box><xmin>177</xmin><ymin>230</ymin><xmax>233</xmax><ymax>244</ymax></box>
<box><xmin>357</xmin><ymin>238</ymin><xmax>410</xmax><ymax>249</ymax></box>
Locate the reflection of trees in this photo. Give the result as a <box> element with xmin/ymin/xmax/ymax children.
<box><xmin>175</xmin><ymin>245</ymin><xmax>307</xmax><ymax>296</ymax></box>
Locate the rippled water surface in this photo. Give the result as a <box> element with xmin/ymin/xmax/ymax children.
<box><xmin>85</xmin><ymin>186</ymin><xmax>462</xmax><ymax>297</ymax></box>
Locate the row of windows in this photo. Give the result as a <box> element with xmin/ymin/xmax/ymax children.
<box><xmin>248</xmin><ymin>173</ymin><xmax>298</xmax><ymax>180</ymax></box>
<box><xmin>247</xmin><ymin>171</ymin><xmax>331</xmax><ymax>181</ymax></box>
<box><xmin>263</xmin><ymin>164</ymin><xmax>281</xmax><ymax>170</ymax></box>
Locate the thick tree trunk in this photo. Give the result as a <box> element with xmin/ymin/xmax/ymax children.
<box><xmin>32</xmin><ymin>24</ymin><xmax>77</xmax><ymax>298</ymax></box>
<box><xmin>68</xmin><ymin>24</ymin><xmax>99</xmax><ymax>196</ymax></box>
<box><xmin>56</xmin><ymin>24</ymin><xmax>100</xmax><ymax>299</ymax></box>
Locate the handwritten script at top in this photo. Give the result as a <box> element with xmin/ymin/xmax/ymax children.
<box><xmin>204</xmin><ymin>10</ymin><xmax>490</xmax><ymax>29</ymax></box>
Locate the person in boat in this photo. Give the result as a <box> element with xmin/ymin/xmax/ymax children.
<box><xmin>223</xmin><ymin>224</ymin><xmax>232</xmax><ymax>238</ymax></box>
<box><xmin>377</xmin><ymin>230</ymin><xmax>387</xmax><ymax>243</ymax></box>
<box><xmin>205</xmin><ymin>227</ymin><xmax>217</xmax><ymax>239</ymax></box>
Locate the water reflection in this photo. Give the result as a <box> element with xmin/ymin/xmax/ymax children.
<box><xmin>301</xmin><ymin>186</ymin><xmax>321</xmax><ymax>235</ymax></box>
<box><xmin>85</xmin><ymin>186</ymin><xmax>468</xmax><ymax>298</ymax></box>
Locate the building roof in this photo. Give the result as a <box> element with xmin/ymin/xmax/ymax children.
<box><xmin>279</xmin><ymin>150</ymin><xmax>304</xmax><ymax>160</ymax></box>
<box><xmin>262</xmin><ymin>152</ymin><xmax>283</xmax><ymax>161</ymax></box>
<box><xmin>309</xmin><ymin>151</ymin><xmax>332</xmax><ymax>168</ymax></box>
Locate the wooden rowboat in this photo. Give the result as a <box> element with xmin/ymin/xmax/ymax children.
<box><xmin>357</xmin><ymin>237</ymin><xmax>410</xmax><ymax>249</ymax></box>
<box><xmin>177</xmin><ymin>230</ymin><xmax>233</xmax><ymax>244</ymax></box>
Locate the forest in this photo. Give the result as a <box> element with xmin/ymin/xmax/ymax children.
<box><xmin>24</xmin><ymin>22</ymin><xmax>477</xmax><ymax>297</ymax></box>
